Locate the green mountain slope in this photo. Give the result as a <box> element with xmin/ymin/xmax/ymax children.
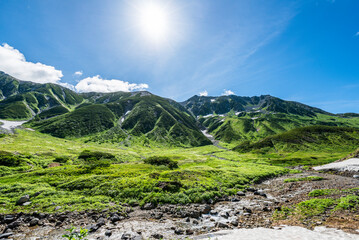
<box><xmin>28</xmin><ymin>91</ymin><xmax>211</xmax><ymax>146</ymax></box>
<box><xmin>233</xmin><ymin>125</ymin><xmax>359</xmax><ymax>153</ymax></box>
<box><xmin>181</xmin><ymin>95</ymin><xmax>330</xmax><ymax>117</ymax></box>
<box><xmin>2</xmin><ymin>71</ymin><xmax>359</xmax><ymax>148</ymax></box>
<box><xmin>182</xmin><ymin>95</ymin><xmax>359</xmax><ymax>144</ymax></box>
<box><xmin>0</xmin><ymin>71</ymin><xmax>83</xmax><ymax>120</ymax></box>
<box><xmin>199</xmin><ymin>112</ymin><xmax>359</xmax><ymax>144</ymax></box>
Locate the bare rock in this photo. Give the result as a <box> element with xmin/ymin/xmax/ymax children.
<box><xmin>16</xmin><ymin>195</ymin><xmax>30</xmax><ymax>206</ymax></box>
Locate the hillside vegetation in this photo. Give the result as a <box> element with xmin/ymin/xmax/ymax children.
<box><xmin>234</xmin><ymin>126</ymin><xmax>359</xmax><ymax>152</ymax></box>
<box><xmin>0</xmin><ymin>130</ymin><xmax>287</xmax><ymax>213</ymax></box>
<box><xmin>199</xmin><ymin>113</ymin><xmax>359</xmax><ymax>145</ymax></box>
<box><xmin>0</xmin><ymin>72</ymin><xmax>83</xmax><ymax>120</ymax></box>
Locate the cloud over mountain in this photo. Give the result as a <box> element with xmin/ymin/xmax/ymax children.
<box><xmin>0</xmin><ymin>43</ymin><xmax>63</xmax><ymax>83</ymax></box>
<box><xmin>75</xmin><ymin>75</ymin><xmax>149</xmax><ymax>93</ymax></box>
<box><xmin>199</xmin><ymin>90</ymin><xmax>208</xmax><ymax>96</ymax></box>
<box><xmin>222</xmin><ymin>90</ymin><xmax>234</xmax><ymax>96</ymax></box>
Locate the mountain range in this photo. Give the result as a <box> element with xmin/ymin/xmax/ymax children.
<box><xmin>1</xmin><ymin>71</ymin><xmax>359</xmax><ymax>149</ymax></box>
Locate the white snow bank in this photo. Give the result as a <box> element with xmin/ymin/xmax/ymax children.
<box><xmin>197</xmin><ymin>226</ymin><xmax>359</xmax><ymax>240</ymax></box>
<box><xmin>0</xmin><ymin>120</ymin><xmax>26</xmax><ymax>130</ymax></box>
<box><xmin>313</xmin><ymin>158</ymin><xmax>359</xmax><ymax>172</ymax></box>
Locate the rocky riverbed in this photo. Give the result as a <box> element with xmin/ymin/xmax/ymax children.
<box><xmin>1</xmin><ymin>170</ymin><xmax>358</xmax><ymax>239</ymax></box>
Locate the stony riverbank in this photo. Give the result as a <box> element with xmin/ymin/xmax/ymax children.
<box><xmin>0</xmin><ymin>170</ymin><xmax>358</xmax><ymax>239</ymax></box>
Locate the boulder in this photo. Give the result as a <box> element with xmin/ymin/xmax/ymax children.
<box><xmin>0</xmin><ymin>232</ymin><xmax>13</xmax><ymax>239</ymax></box>
<box><xmin>141</xmin><ymin>203</ymin><xmax>156</xmax><ymax>210</ymax></box>
<box><xmin>236</xmin><ymin>191</ymin><xmax>246</xmax><ymax>196</ymax></box>
<box><xmin>202</xmin><ymin>204</ymin><xmax>212</xmax><ymax>214</ymax></box>
<box><xmin>16</xmin><ymin>195</ymin><xmax>30</xmax><ymax>206</ymax></box>
<box><xmin>174</xmin><ymin>228</ymin><xmax>184</xmax><ymax>235</ymax></box>
<box><xmin>151</xmin><ymin>233</ymin><xmax>163</xmax><ymax>239</ymax></box>
<box><xmin>97</xmin><ymin>217</ymin><xmax>106</xmax><ymax>227</ymax></box>
<box><xmin>185</xmin><ymin>229</ymin><xmax>194</xmax><ymax>235</ymax></box>
<box><xmin>216</xmin><ymin>221</ymin><xmax>229</xmax><ymax>228</ymax></box>
<box><xmin>110</xmin><ymin>214</ymin><xmax>124</xmax><ymax>223</ymax></box>
<box><xmin>29</xmin><ymin>218</ymin><xmax>39</xmax><ymax>226</ymax></box>
<box><xmin>3</xmin><ymin>215</ymin><xmax>15</xmax><ymax>224</ymax></box>
<box><xmin>7</xmin><ymin>220</ymin><xmax>21</xmax><ymax>229</ymax></box>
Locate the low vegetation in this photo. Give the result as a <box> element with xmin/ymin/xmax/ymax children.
<box><xmin>284</xmin><ymin>176</ymin><xmax>324</xmax><ymax>183</ymax></box>
<box><xmin>143</xmin><ymin>156</ymin><xmax>178</xmax><ymax>169</ymax></box>
<box><xmin>0</xmin><ymin>130</ymin><xmax>289</xmax><ymax>213</ymax></box>
<box><xmin>274</xmin><ymin>187</ymin><xmax>359</xmax><ymax>221</ymax></box>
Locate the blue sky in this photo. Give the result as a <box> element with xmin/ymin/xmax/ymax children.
<box><xmin>0</xmin><ymin>0</ymin><xmax>358</xmax><ymax>113</ymax></box>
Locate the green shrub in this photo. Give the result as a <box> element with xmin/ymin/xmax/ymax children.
<box><xmin>284</xmin><ymin>176</ymin><xmax>324</xmax><ymax>183</ymax></box>
<box><xmin>55</xmin><ymin>156</ymin><xmax>70</xmax><ymax>164</ymax></box>
<box><xmin>78</xmin><ymin>150</ymin><xmax>116</xmax><ymax>162</ymax></box>
<box><xmin>308</xmin><ymin>189</ymin><xmax>338</xmax><ymax>197</ymax></box>
<box><xmin>62</xmin><ymin>226</ymin><xmax>88</xmax><ymax>240</ymax></box>
<box><xmin>144</xmin><ymin>156</ymin><xmax>178</xmax><ymax>169</ymax></box>
<box><xmin>82</xmin><ymin>157</ymin><xmax>111</xmax><ymax>172</ymax></box>
<box><xmin>297</xmin><ymin>198</ymin><xmax>336</xmax><ymax>217</ymax></box>
<box><xmin>0</xmin><ymin>151</ymin><xmax>22</xmax><ymax>167</ymax></box>
<box><xmin>334</xmin><ymin>195</ymin><xmax>359</xmax><ymax>210</ymax></box>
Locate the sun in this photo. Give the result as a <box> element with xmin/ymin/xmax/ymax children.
<box><xmin>137</xmin><ymin>2</ymin><xmax>170</xmax><ymax>43</ymax></box>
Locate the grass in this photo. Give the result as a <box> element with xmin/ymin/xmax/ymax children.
<box><xmin>201</xmin><ymin>112</ymin><xmax>359</xmax><ymax>145</ymax></box>
<box><xmin>297</xmin><ymin>198</ymin><xmax>336</xmax><ymax>217</ymax></box>
<box><xmin>274</xmin><ymin>187</ymin><xmax>359</xmax><ymax>221</ymax></box>
<box><xmin>0</xmin><ymin>130</ymin><xmax>288</xmax><ymax>214</ymax></box>
<box><xmin>0</xmin><ymin>128</ymin><xmax>356</xmax><ymax>215</ymax></box>
<box><xmin>308</xmin><ymin>187</ymin><xmax>359</xmax><ymax>197</ymax></box>
<box><xmin>284</xmin><ymin>176</ymin><xmax>324</xmax><ymax>183</ymax></box>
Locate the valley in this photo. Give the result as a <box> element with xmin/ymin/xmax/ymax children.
<box><xmin>0</xmin><ymin>72</ymin><xmax>358</xmax><ymax>239</ymax></box>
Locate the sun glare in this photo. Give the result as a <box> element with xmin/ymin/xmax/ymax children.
<box><xmin>137</xmin><ymin>2</ymin><xmax>170</xmax><ymax>43</ymax></box>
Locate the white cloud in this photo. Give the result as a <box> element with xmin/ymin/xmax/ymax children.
<box><xmin>199</xmin><ymin>90</ymin><xmax>208</xmax><ymax>96</ymax></box>
<box><xmin>59</xmin><ymin>82</ymin><xmax>76</xmax><ymax>91</ymax></box>
<box><xmin>0</xmin><ymin>43</ymin><xmax>63</xmax><ymax>83</ymax></box>
<box><xmin>74</xmin><ymin>71</ymin><xmax>83</xmax><ymax>76</ymax></box>
<box><xmin>75</xmin><ymin>75</ymin><xmax>149</xmax><ymax>93</ymax></box>
<box><xmin>222</xmin><ymin>89</ymin><xmax>235</xmax><ymax>96</ymax></box>
<box><xmin>355</xmin><ymin>32</ymin><xmax>359</xmax><ymax>37</ymax></box>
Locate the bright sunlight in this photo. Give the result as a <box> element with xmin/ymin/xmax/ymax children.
<box><xmin>137</xmin><ymin>2</ymin><xmax>170</xmax><ymax>43</ymax></box>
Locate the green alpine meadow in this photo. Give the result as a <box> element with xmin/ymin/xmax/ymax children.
<box><xmin>1</xmin><ymin>1</ymin><xmax>359</xmax><ymax>239</ymax></box>
<box><xmin>1</xmin><ymin>71</ymin><xmax>358</xmax><ymax>218</ymax></box>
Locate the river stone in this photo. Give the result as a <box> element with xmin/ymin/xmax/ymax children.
<box><xmin>105</xmin><ymin>230</ymin><xmax>112</xmax><ymax>237</ymax></box>
<box><xmin>216</xmin><ymin>221</ymin><xmax>229</xmax><ymax>228</ymax></box>
<box><xmin>4</xmin><ymin>215</ymin><xmax>15</xmax><ymax>224</ymax></box>
<box><xmin>0</xmin><ymin>232</ymin><xmax>13</xmax><ymax>238</ymax></box>
<box><xmin>16</xmin><ymin>195</ymin><xmax>30</xmax><ymax>206</ymax></box>
<box><xmin>219</xmin><ymin>211</ymin><xmax>229</xmax><ymax>218</ymax></box>
<box><xmin>202</xmin><ymin>204</ymin><xmax>211</xmax><ymax>214</ymax></box>
<box><xmin>110</xmin><ymin>214</ymin><xmax>123</xmax><ymax>223</ymax></box>
<box><xmin>141</xmin><ymin>203</ymin><xmax>156</xmax><ymax>210</ymax></box>
<box><xmin>29</xmin><ymin>218</ymin><xmax>39</xmax><ymax>226</ymax></box>
<box><xmin>174</xmin><ymin>228</ymin><xmax>184</xmax><ymax>235</ymax></box>
<box><xmin>88</xmin><ymin>224</ymin><xmax>100</xmax><ymax>233</ymax></box>
<box><xmin>151</xmin><ymin>233</ymin><xmax>163</xmax><ymax>239</ymax></box>
<box><xmin>7</xmin><ymin>220</ymin><xmax>21</xmax><ymax>229</ymax></box>
<box><xmin>97</xmin><ymin>217</ymin><xmax>106</xmax><ymax>227</ymax></box>
<box><xmin>230</xmin><ymin>218</ymin><xmax>239</xmax><ymax>226</ymax></box>
<box><xmin>236</xmin><ymin>191</ymin><xmax>246</xmax><ymax>196</ymax></box>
